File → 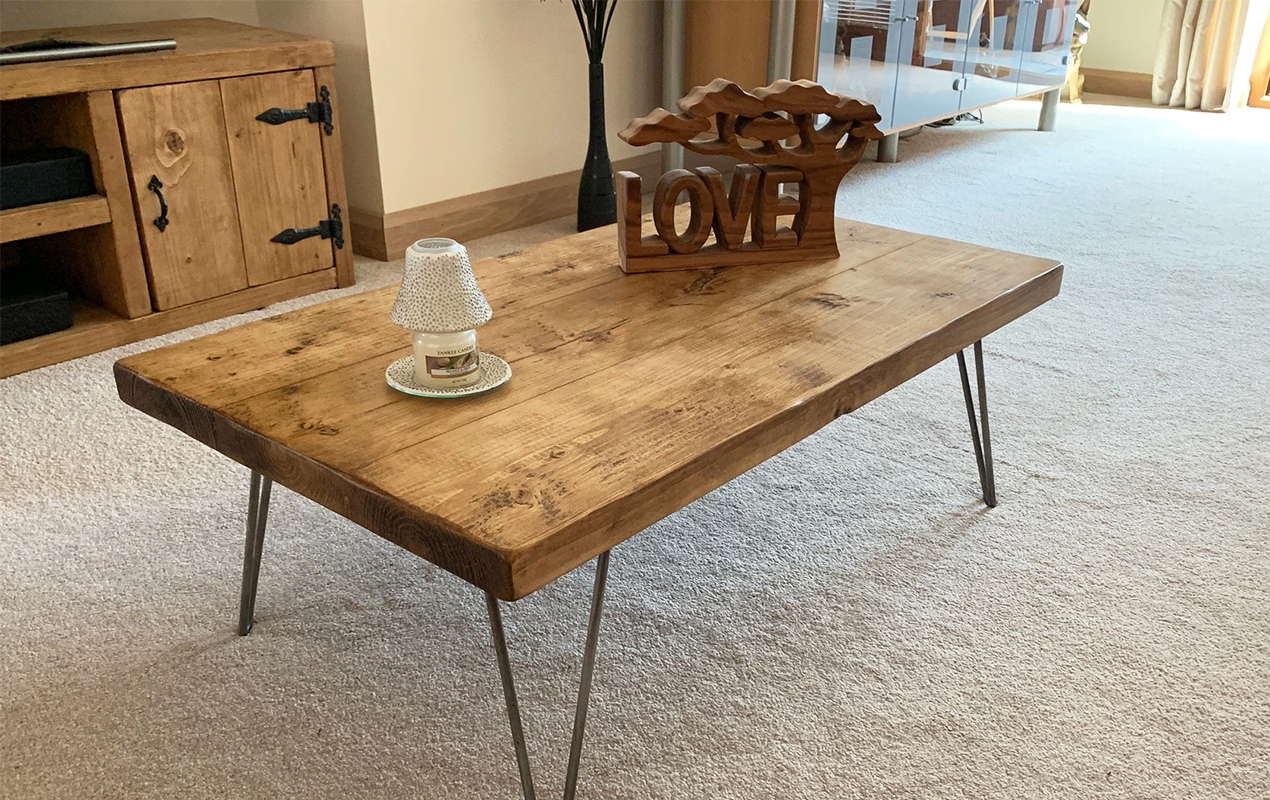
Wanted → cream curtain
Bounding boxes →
[1153,0,1247,110]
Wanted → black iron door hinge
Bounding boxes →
[255,85,334,135]
[271,204,344,249]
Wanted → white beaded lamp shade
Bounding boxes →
[390,238,493,332]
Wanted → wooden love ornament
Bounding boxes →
[615,79,883,274]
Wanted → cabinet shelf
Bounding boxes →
[0,268,338,378]
[0,194,111,243]
[0,19,353,378]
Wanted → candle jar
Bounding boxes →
[390,237,493,392]
[413,328,481,389]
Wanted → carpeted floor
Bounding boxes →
[2,96,1267,800]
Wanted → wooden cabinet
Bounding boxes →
[117,80,250,309]
[221,70,332,287]
[117,68,338,310]
[0,19,353,377]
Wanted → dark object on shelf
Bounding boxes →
[1,273,74,345]
[0,37,176,66]
[569,0,618,232]
[0,147,96,210]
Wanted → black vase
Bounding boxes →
[577,62,616,232]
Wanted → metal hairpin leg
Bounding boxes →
[485,550,612,800]
[238,470,273,635]
[956,340,997,507]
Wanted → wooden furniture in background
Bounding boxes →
[2,91,151,319]
[1249,12,1270,110]
[682,0,824,90]
[116,79,249,309]
[0,19,352,378]
[616,79,883,273]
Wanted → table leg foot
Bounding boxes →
[238,470,273,635]
[877,132,899,163]
[1038,87,1059,132]
[563,550,611,800]
[485,551,612,800]
[956,341,997,507]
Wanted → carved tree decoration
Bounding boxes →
[613,78,883,274]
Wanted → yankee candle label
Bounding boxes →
[425,348,480,377]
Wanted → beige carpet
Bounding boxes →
[2,97,1268,799]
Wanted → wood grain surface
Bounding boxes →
[0,195,109,243]
[220,69,331,286]
[117,79,249,310]
[0,18,335,101]
[85,90,153,318]
[312,66,355,287]
[1,269,335,379]
[115,217,1063,600]
[0,92,151,317]
[616,80,883,273]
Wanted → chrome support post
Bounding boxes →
[238,470,273,635]
[485,551,613,800]
[957,341,998,507]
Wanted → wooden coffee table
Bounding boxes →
[115,217,1062,799]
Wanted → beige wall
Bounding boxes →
[1082,0,1168,74]
[0,0,259,30]
[255,1,382,213]
[362,0,662,214]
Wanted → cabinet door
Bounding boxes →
[955,0,1029,110]
[117,81,249,310]
[220,70,332,286]
[891,0,970,128]
[817,0,903,130]
[1016,0,1078,95]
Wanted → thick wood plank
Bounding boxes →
[0,269,335,379]
[120,227,637,408]
[1249,13,1270,110]
[0,19,335,101]
[220,69,331,286]
[115,219,1062,599]
[85,90,152,318]
[221,221,921,472]
[117,80,249,309]
[0,195,109,243]
[313,66,355,287]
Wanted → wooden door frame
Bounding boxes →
[1250,12,1270,109]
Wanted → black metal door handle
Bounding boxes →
[255,86,334,135]
[147,175,169,232]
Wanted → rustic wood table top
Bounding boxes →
[115,217,1062,600]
